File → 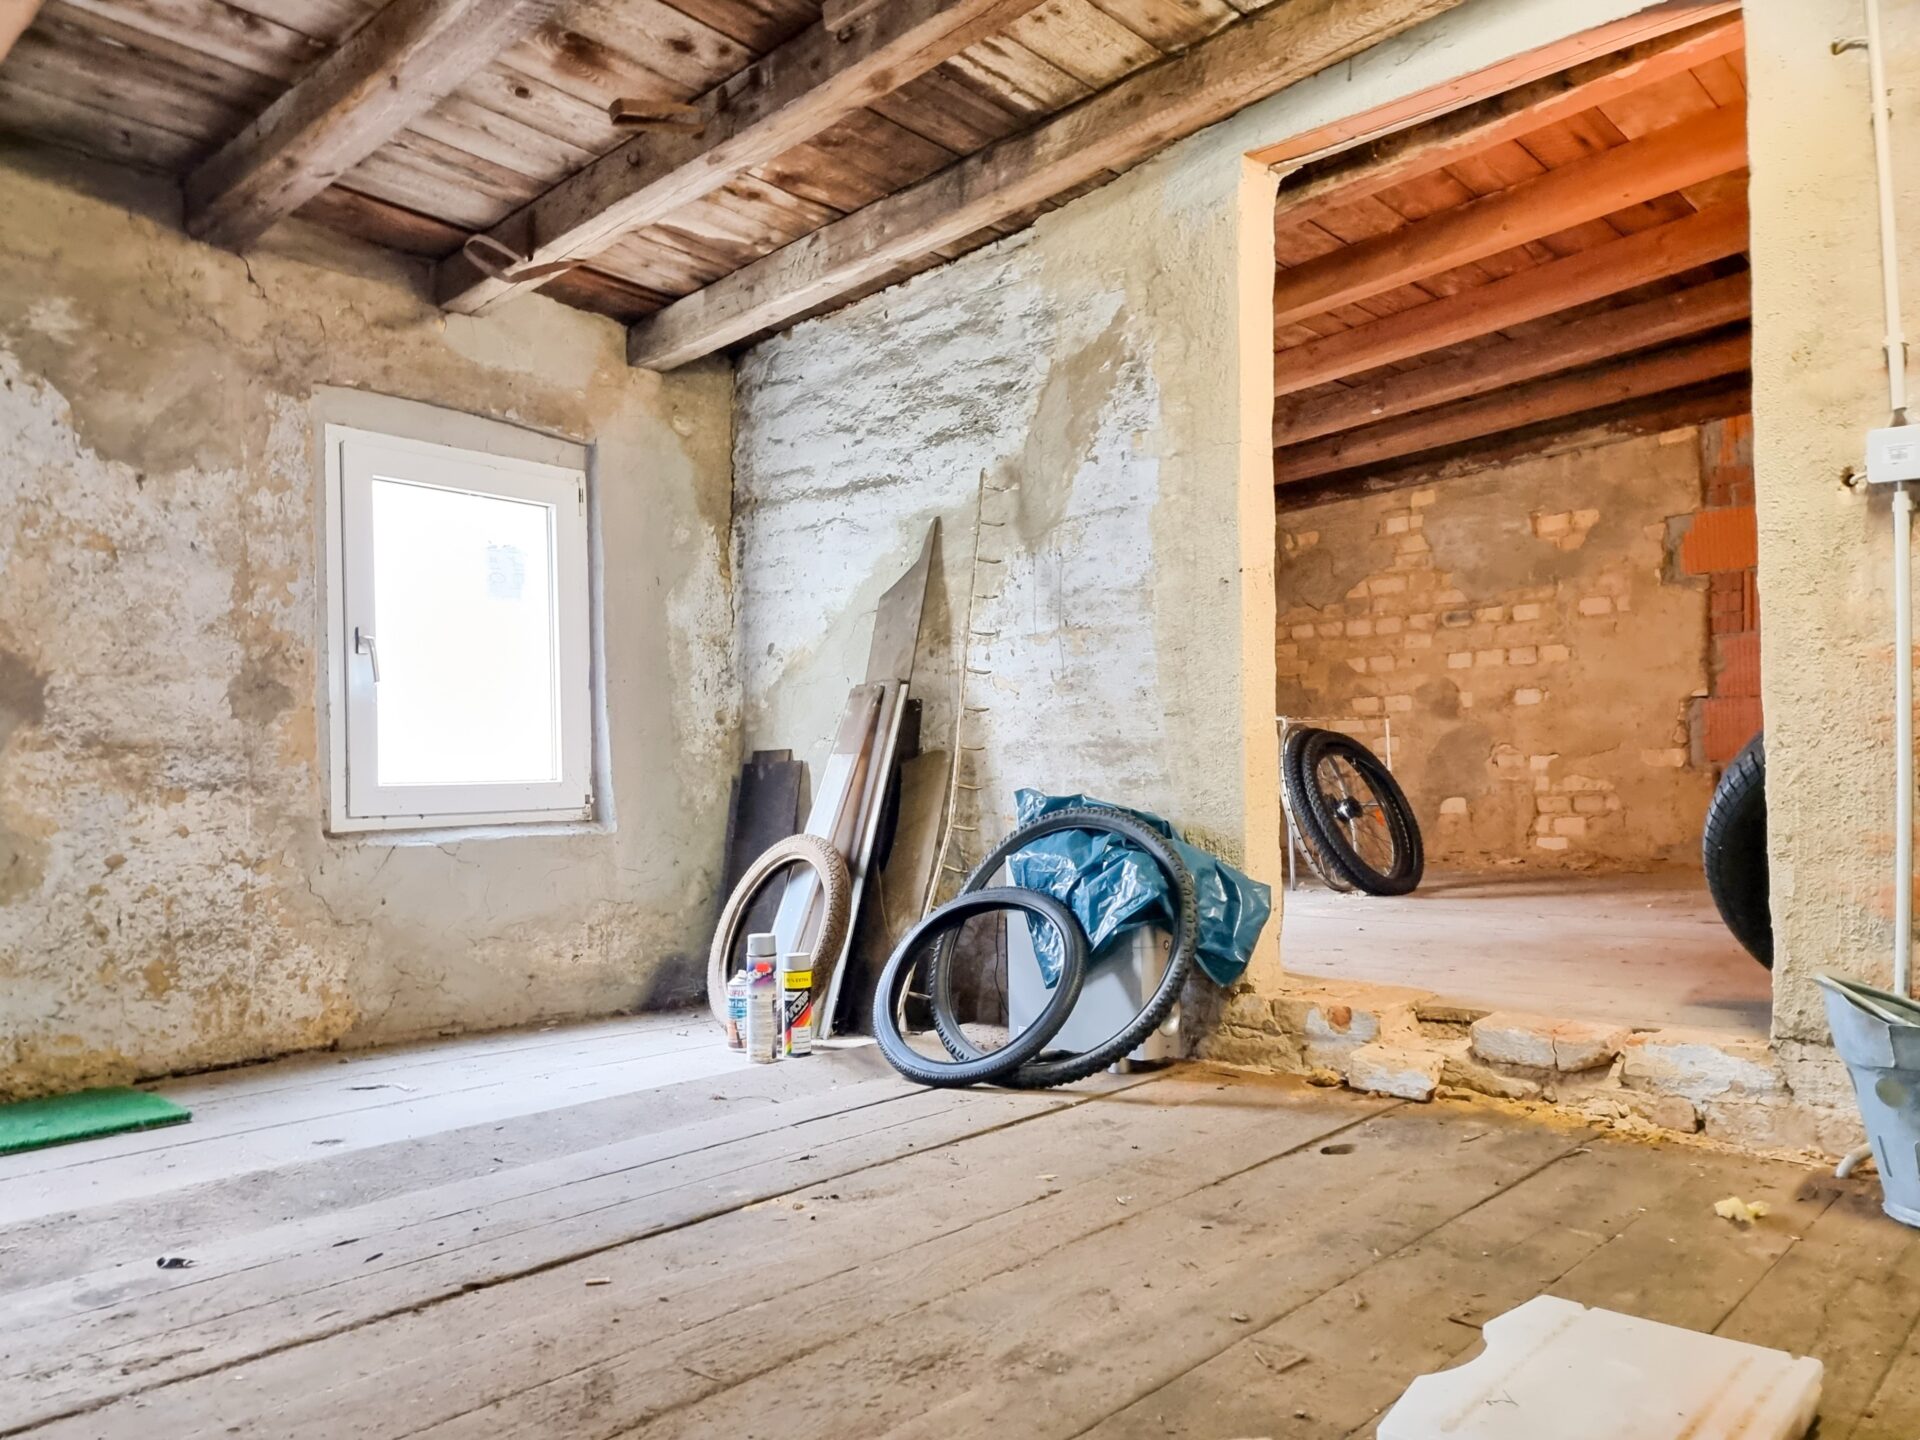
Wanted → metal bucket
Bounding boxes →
[1818,972,1920,1228]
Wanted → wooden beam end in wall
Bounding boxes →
[184,0,561,251]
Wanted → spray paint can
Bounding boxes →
[723,963,751,1049]
[743,933,779,1064]
[780,949,814,1057]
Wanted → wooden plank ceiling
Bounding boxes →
[1270,13,1750,504]
[0,0,1455,350]
[0,0,1742,372]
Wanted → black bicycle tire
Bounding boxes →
[1282,726,1354,893]
[1703,732,1771,968]
[871,887,1089,1088]
[928,806,1197,1090]
[1294,731,1424,896]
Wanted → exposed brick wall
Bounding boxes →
[1682,414,1762,765]
[1276,427,1721,872]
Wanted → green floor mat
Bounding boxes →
[0,1087,191,1156]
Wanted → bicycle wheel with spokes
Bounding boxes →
[1293,730,1423,896]
[1282,726,1354,893]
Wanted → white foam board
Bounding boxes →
[1378,1296,1822,1440]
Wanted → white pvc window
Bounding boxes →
[324,426,593,832]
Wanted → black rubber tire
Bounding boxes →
[1282,726,1354,893]
[927,806,1197,1090]
[1703,732,1771,969]
[1292,731,1424,896]
[871,887,1089,1088]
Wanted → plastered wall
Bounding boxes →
[732,173,1281,989]
[1747,0,1920,1045]
[1275,427,1717,871]
[0,150,737,1098]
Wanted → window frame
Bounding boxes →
[322,423,595,834]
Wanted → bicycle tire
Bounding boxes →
[705,833,851,1026]
[928,806,1197,1090]
[1293,731,1423,896]
[1703,732,1771,968]
[871,887,1088,1087]
[1282,726,1354,893]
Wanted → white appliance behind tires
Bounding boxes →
[1006,918,1180,1068]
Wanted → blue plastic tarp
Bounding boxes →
[1006,790,1272,988]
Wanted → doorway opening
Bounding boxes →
[1266,6,1766,1039]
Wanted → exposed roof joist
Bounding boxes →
[1269,103,1746,329]
[1274,376,1753,509]
[1273,330,1751,485]
[1273,271,1751,447]
[433,0,1051,315]
[1272,13,1744,233]
[1273,200,1749,398]
[625,0,1474,370]
[185,0,560,250]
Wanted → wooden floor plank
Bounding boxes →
[6,1073,1101,1432]
[627,1107,1584,1440]
[1718,1187,1920,1439]
[16,1072,1371,1438]
[0,1028,736,1225]
[5,1026,1915,1440]
[1073,1127,1673,1439]
[0,1039,887,1296]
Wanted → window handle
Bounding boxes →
[354,626,381,683]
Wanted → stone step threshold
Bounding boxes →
[1201,974,1863,1161]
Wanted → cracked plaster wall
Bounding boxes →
[732,143,1285,994]
[0,150,737,1098]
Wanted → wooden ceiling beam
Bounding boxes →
[1273,271,1749,446]
[1273,329,1750,484]
[1273,199,1747,397]
[1274,15,1744,235]
[1275,376,1752,509]
[625,0,1472,370]
[434,0,1049,315]
[1246,0,1739,170]
[1271,103,1746,329]
[184,0,558,250]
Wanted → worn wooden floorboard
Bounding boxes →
[3,1017,1909,1440]
[6,1075,1110,1432]
[630,1106,1583,1440]
[1076,1130,1659,1439]
[0,1041,896,1295]
[1714,1186,1920,1437]
[0,1022,739,1226]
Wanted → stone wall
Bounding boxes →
[0,150,737,1098]
[1275,426,1718,871]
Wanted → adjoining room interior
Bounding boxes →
[1267,11,1770,1037]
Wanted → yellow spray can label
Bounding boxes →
[781,964,814,1057]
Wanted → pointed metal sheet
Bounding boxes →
[864,520,939,685]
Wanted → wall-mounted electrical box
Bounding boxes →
[1868,424,1920,484]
